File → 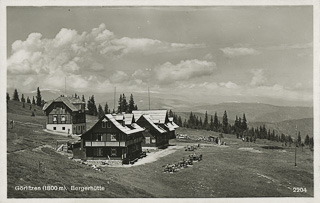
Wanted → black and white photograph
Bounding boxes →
[1,0,319,201]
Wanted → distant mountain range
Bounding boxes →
[7,88,314,138]
[249,118,313,139]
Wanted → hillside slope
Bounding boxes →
[249,118,313,140]
[176,102,313,123]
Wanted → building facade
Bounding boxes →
[133,110,179,149]
[42,96,86,135]
[73,114,144,161]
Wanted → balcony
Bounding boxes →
[85,141,126,147]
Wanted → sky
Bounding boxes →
[6,6,314,106]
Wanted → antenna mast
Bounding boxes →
[148,87,150,110]
[65,77,66,96]
[114,87,116,113]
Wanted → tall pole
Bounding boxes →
[114,87,116,113]
[148,87,150,110]
[295,125,297,166]
[65,77,66,96]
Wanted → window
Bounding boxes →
[102,121,106,128]
[145,137,151,144]
[53,115,57,122]
[62,127,65,130]
[53,127,56,130]
[111,134,117,141]
[111,148,117,156]
[152,139,156,143]
[61,115,66,122]
[107,122,111,128]
[93,148,103,157]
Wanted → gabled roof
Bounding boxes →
[104,114,144,135]
[132,110,168,124]
[113,114,124,121]
[123,113,135,125]
[164,121,179,131]
[42,96,85,112]
[142,115,167,134]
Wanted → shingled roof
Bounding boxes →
[132,110,168,124]
[104,114,144,135]
[42,96,85,112]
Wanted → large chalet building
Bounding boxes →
[132,110,179,149]
[73,114,144,161]
[42,96,86,135]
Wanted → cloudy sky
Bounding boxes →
[7,6,313,106]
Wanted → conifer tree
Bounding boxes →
[210,115,214,131]
[203,111,209,130]
[213,112,219,131]
[134,104,138,110]
[104,102,110,114]
[242,113,247,131]
[304,134,310,146]
[128,94,135,113]
[297,131,301,146]
[26,96,31,103]
[21,94,25,103]
[82,95,85,102]
[117,94,123,113]
[122,94,128,113]
[222,110,228,133]
[32,96,36,104]
[13,89,19,101]
[36,87,42,106]
[98,104,104,119]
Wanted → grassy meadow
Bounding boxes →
[6,100,314,198]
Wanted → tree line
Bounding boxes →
[86,93,138,118]
[7,88,43,108]
[170,110,314,150]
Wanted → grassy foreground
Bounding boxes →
[6,100,313,198]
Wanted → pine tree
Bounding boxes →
[87,95,98,116]
[21,94,25,103]
[13,89,19,101]
[297,131,301,146]
[122,94,128,113]
[304,134,310,146]
[134,104,138,110]
[242,113,247,131]
[128,94,135,113]
[117,94,123,113]
[210,115,214,131]
[104,102,110,114]
[213,112,219,131]
[203,111,209,130]
[26,96,31,104]
[32,96,36,105]
[222,110,228,133]
[82,95,85,102]
[98,104,104,119]
[36,87,42,106]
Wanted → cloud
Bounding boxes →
[250,69,266,87]
[219,81,239,89]
[7,23,205,92]
[109,71,129,83]
[220,47,260,57]
[154,59,217,85]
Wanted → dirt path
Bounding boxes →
[107,145,184,168]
